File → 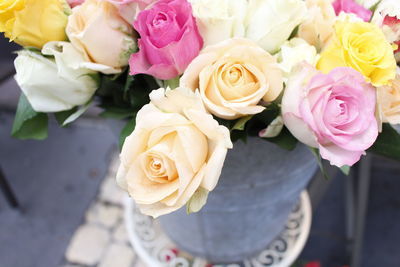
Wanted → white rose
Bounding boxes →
[371,0,400,43]
[277,38,319,81]
[245,0,307,53]
[66,0,136,74]
[117,87,233,218]
[189,0,247,47]
[42,41,126,74]
[14,49,98,113]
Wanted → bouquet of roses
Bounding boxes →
[1,0,400,217]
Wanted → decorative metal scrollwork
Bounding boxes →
[124,192,312,267]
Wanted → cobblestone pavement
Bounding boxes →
[62,156,147,267]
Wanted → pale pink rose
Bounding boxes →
[67,0,85,8]
[332,0,372,22]
[106,0,157,24]
[282,63,378,167]
[129,0,203,80]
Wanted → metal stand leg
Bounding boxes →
[345,170,355,255]
[345,156,372,267]
[0,165,19,208]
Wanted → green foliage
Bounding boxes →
[55,100,92,127]
[340,165,351,176]
[55,107,78,126]
[97,71,159,122]
[99,107,135,120]
[265,127,298,151]
[232,116,252,131]
[12,94,48,140]
[119,117,136,150]
[309,147,330,180]
[164,76,180,89]
[215,103,298,150]
[369,123,400,161]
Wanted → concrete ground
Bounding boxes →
[0,112,117,267]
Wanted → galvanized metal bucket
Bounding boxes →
[158,138,317,263]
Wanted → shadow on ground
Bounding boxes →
[0,112,116,267]
[300,157,400,267]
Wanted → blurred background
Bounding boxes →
[0,36,399,267]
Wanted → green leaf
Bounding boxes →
[12,94,48,140]
[119,117,136,150]
[266,127,298,151]
[99,107,136,120]
[309,147,329,180]
[55,107,78,126]
[369,123,400,161]
[55,100,93,127]
[231,130,248,143]
[340,165,351,176]
[86,73,101,86]
[259,116,284,138]
[369,0,383,13]
[289,25,300,40]
[163,76,180,89]
[215,117,235,130]
[186,187,209,215]
[232,116,252,131]
[123,75,135,97]
[254,104,280,125]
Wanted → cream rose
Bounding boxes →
[245,0,307,53]
[180,38,283,120]
[117,87,232,218]
[298,0,337,50]
[377,69,400,125]
[277,38,319,81]
[189,0,247,47]
[66,0,135,74]
[14,49,98,113]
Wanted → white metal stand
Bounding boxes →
[124,191,312,267]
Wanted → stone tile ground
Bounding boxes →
[62,156,148,267]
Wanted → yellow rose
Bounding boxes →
[180,38,283,120]
[0,0,69,48]
[66,0,135,74]
[317,20,397,86]
[298,0,336,50]
[377,71,400,125]
[117,87,232,218]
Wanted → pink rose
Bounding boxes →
[332,0,372,22]
[129,0,203,80]
[106,0,156,24]
[67,0,85,8]
[282,63,378,167]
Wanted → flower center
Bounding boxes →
[228,66,242,84]
[153,12,168,27]
[212,60,260,101]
